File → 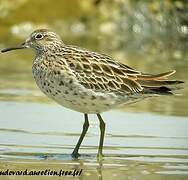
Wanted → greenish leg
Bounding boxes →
[72,114,89,158]
[97,114,106,158]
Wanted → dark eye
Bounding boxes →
[35,33,43,40]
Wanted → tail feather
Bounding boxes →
[143,86,174,95]
[137,70,184,95]
[137,70,176,80]
[138,80,184,87]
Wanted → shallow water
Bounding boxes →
[0,102,188,180]
[0,0,188,179]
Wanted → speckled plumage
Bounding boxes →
[1,29,184,158]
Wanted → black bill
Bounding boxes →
[1,44,27,53]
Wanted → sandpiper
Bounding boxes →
[1,29,184,158]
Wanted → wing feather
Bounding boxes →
[61,46,181,95]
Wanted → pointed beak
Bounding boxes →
[1,42,28,53]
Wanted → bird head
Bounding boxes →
[1,29,63,53]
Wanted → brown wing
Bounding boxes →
[63,46,181,94]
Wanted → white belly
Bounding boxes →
[33,69,123,113]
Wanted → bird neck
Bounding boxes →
[35,41,65,56]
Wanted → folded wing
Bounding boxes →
[64,46,184,95]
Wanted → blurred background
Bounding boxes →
[0,1,188,180]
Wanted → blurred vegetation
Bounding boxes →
[0,0,187,60]
[0,0,187,116]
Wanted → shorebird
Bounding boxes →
[1,29,184,158]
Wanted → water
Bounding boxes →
[0,102,188,179]
[0,0,188,179]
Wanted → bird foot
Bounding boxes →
[97,152,104,161]
[71,152,80,159]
